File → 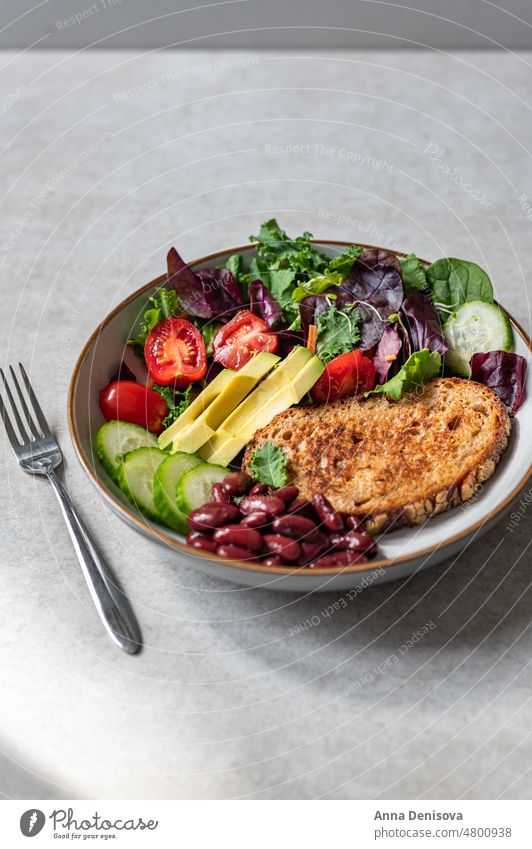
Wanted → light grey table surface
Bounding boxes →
[0,49,531,801]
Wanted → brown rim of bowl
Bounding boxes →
[67,241,532,578]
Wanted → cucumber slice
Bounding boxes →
[175,462,228,516]
[95,420,158,482]
[443,300,514,377]
[153,452,201,533]
[117,447,167,521]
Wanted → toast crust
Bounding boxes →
[242,378,511,534]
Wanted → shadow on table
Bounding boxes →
[186,513,532,697]
[0,747,81,800]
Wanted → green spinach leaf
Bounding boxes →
[426,258,493,314]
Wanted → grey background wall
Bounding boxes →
[1,0,532,50]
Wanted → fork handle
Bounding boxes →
[45,466,142,654]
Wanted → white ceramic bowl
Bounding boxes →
[68,242,532,592]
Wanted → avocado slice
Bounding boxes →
[171,420,217,455]
[199,349,324,466]
[218,346,314,433]
[198,431,243,465]
[159,352,279,453]
[158,368,234,451]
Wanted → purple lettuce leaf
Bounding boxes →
[470,351,527,414]
[353,303,389,350]
[109,361,137,383]
[396,315,412,359]
[167,248,243,320]
[339,263,403,315]
[355,248,402,273]
[373,325,403,384]
[167,247,210,317]
[336,254,404,350]
[196,267,243,320]
[204,360,225,384]
[249,279,283,327]
[275,328,305,358]
[401,292,449,355]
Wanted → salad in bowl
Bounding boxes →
[86,220,528,573]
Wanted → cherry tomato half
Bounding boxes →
[144,317,207,388]
[212,310,278,370]
[99,381,169,435]
[311,350,376,405]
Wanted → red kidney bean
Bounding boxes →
[300,544,322,565]
[188,503,240,532]
[249,482,269,496]
[329,530,375,552]
[213,525,263,552]
[189,536,218,553]
[272,514,318,540]
[240,511,269,529]
[286,499,315,519]
[311,493,344,532]
[239,495,286,516]
[262,556,285,567]
[263,534,301,562]
[187,530,206,543]
[211,482,231,503]
[216,544,256,561]
[309,551,367,568]
[272,485,299,504]
[345,514,365,533]
[300,532,329,564]
[222,471,253,496]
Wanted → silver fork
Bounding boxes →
[0,363,142,654]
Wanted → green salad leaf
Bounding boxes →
[151,383,193,429]
[400,253,428,294]
[128,287,178,353]
[247,220,365,323]
[223,254,244,281]
[292,270,344,303]
[250,218,329,275]
[426,258,493,315]
[190,318,220,356]
[242,267,299,324]
[327,244,363,276]
[266,269,298,304]
[316,305,361,364]
[248,442,289,488]
[367,349,441,401]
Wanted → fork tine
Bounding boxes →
[9,365,42,439]
[17,363,50,436]
[0,368,29,444]
[0,385,22,449]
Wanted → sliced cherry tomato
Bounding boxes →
[144,317,206,387]
[311,350,376,404]
[99,381,169,435]
[212,309,278,370]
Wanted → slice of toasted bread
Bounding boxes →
[242,378,511,534]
